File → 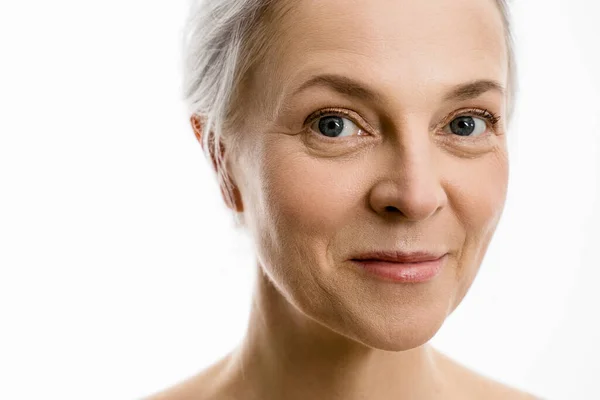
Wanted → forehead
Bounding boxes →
[253,0,507,117]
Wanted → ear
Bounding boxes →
[190,114,208,151]
[190,114,244,214]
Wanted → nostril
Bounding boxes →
[384,206,401,213]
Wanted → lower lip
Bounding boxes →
[352,254,446,283]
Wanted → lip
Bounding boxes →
[350,252,447,283]
[352,250,446,263]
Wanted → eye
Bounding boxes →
[444,115,488,137]
[440,108,501,139]
[310,114,365,138]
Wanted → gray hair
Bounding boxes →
[181,0,518,228]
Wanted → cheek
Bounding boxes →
[447,149,509,290]
[258,151,360,238]
[244,138,372,294]
[243,142,364,311]
[453,150,509,233]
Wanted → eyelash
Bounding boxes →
[304,107,501,139]
[447,108,501,128]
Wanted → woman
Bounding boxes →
[149,0,539,398]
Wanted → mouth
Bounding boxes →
[350,251,447,283]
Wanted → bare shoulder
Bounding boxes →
[472,375,540,400]
[142,354,234,400]
[142,370,215,400]
[433,348,540,400]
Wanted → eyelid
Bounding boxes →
[437,108,501,132]
[304,106,501,137]
[304,107,375,135]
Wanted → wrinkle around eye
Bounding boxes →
[273,87,384,133]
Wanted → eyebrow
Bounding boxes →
[292,74,378,102]
[443,79,505,102]
[291,73,505,103]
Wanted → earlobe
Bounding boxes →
[190,113,218,172]
[221,179,244,214]
[190,114,204,148]
[218,164,245,215]
[190,114,244,214]
[217,149,245,214]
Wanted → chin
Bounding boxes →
[324,264,457,352]
[344,303,450,352]
[305,279,455,352]
[362,318,446,352]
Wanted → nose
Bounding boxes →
[368,134,447,222]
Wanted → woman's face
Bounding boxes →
[228,0,509,350]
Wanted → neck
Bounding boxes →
[223,262,449,400]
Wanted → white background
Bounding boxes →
[1,1,599,399]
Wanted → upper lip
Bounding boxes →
[351,250,446,263]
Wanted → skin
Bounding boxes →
[148,0,539,398]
